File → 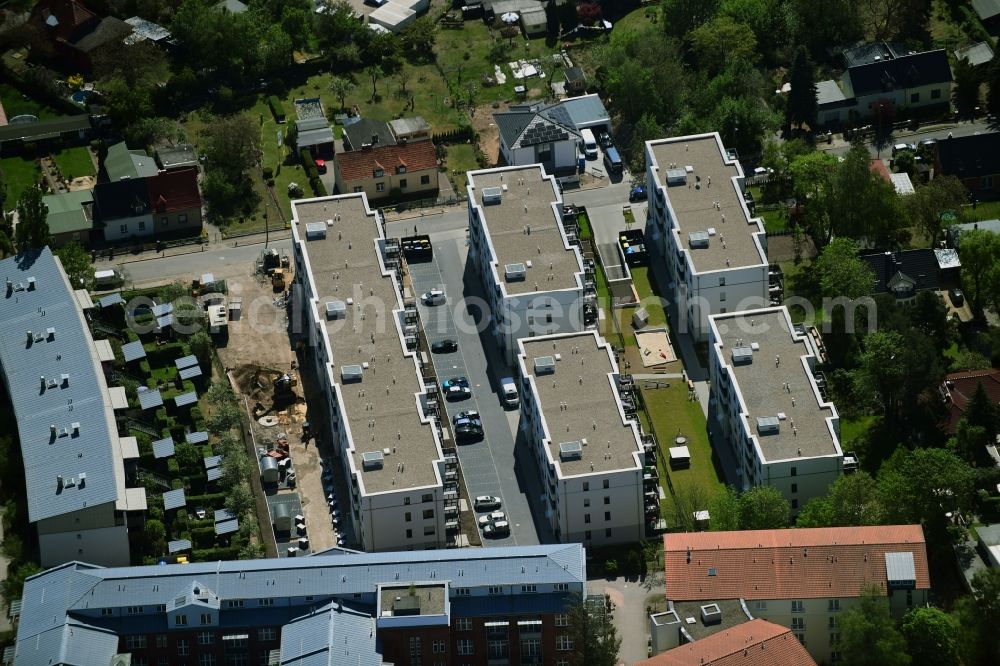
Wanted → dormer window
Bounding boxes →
[374,168,384,178]
[397,165,406,174]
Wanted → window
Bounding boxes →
[199,657,216,666]
[831,650,842,663]
[132,658,148,666]
[227,657,247,666]
[120,225,128,234]
[719,291,726,301]
[831,633,841,645]
[604,511,611,521]
[910,92,920,103]
[376,182,386,192]
[409,636,422,657]
[422,494,433,503]
[258,627,276,641]
[226,600,244,609]
[982,175,994,190]
[791,617,805,630]
[521,584,537,593]
[404,497,411,505]
[158,658,170,666]
[455,587,470,596]
[421,175,430,185]
[258,598,273,607]
[790,467,797,477]
[156,635,168,648]
[489,586,502,595]
[605,528,612,537]
[353,186,364,193]
[522,637,541,656]
[175,615,188,626]
[585,530,592,540]
[583,482,589,491]
[423,509,434,519]
[128,606,143,615]
[931,88,941,99]
[583,498,590,507]
[405,512,412,522]
[906,589,913,607]
[177,639,190,656]
[604,496,610,505]
[399,179,408,189]
[198,632,214,645]
[374,169,385,178]
[828,616,838,629]
[795,633,806,646]
[488,639,508,659]
[125,635,147,650]
[397,166,407,174]
[406,529,413,538]
[457,639,474,655]
[603,479,610,489]
[200,613,212,624]
[457,618,472,631]
[138,221,146,231]
[556,635,573,651]
[101,608,114,616]
[828,599,841,612]
[557,661,570,666]
[719,277,725,286]
[424,525,435,536]
[791,499,798,510]
[433,640,446,654]
[584,514,591,524]
[720,308,726,313]
[791,600,804,613]
[178,214,187,223]
[791,483,797,493]
[554,583,569,592]
[754,601,768,612]
[555,613,569,627]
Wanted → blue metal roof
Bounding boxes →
[155,313,174,329]
[206,467,222,482]
[174,390,198,407]
[137,387,163,411]
[168,539,191,554]
[0,249,122,522]
[151,436,174,459]
[97,293,123,308]
[215,518,239,535]
[280,601,383,666]
[204,455,222,469]
[121,340,146,362]
[175,354,198,369]
[150,302,173,317]
[179,365,203,380]
[215,508,236,522]
[162,488,186,511]
[560,93,610,129]
[187,430,208,444]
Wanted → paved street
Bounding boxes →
[409,231,544,547]
[821,119,994,157]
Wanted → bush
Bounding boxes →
[300,149,318,179]
[262,166,273,179]
[167,458,180,475]
[309,176,327,196]
[192,546,240,561]
[267,95,286,122]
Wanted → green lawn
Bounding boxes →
[442,143,479,193]
[758,207,787,233]
[629,266,667,326]
[52,146,94,180]
[962,200,1000,223]
[0,82,60,120]
[839,415,875,448]
[0,156,41,207]
[641,382,724,502]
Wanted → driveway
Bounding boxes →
[590,572,666,665]
[409,230,542,547]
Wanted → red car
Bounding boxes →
[315,159,326,174]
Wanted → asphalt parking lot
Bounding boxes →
[409,230,543,547]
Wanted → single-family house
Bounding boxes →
[29,0,133,71]
[816,43,952,127]
[0,114,93,156]
[494,94,610,172]
[43,189,94,247]
[973,0,1000,34]
[333,140,438,201]
[342,117,397,151]
[940,368,1000,434]
[100,140,159,183]
[564,66,587,95]
[146,167,203,237]
[860,249,946,302]
[935,132,1000,200]
[93,178,152,242]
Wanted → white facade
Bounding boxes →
[517,332,645,546]
[500,138,578,173]
[102,212,155,242]
[644,133,769,342]
[466,165,586,365]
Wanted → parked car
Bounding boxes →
[918,138,938,148]
[483,520,510,537]
[315,159,327,174]
[598,130,613,149]
[445,385,472,401]
[949,287,965,307]
[629,185,647,202]
[453,417,483,428]
[421,289,446,305]
[431,339,458,353]
[892,143,917,155]
[478,511,506,526]
[442,377,470,390]
[474,495,501,511]
[455,425,484,443]
[454,410,480,423]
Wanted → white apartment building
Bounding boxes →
[517,331,645,546]
[644,133,769,342]
[467,164,586,365]
[707,307,843,511]
[291,194,448,551]
[0,248,145,568]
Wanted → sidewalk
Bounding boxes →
[102,228,293,266]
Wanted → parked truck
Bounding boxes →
[500,376,519,409]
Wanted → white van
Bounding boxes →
[94,269,124,289]
[580,128,598,160]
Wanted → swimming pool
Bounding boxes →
[70,90,92,104]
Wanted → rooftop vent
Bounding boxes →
[559,440,583,461]
[325,300,346,320]
[305,222,327,240]
[341,364,363,383]
[756,416,780,435]
[688,231,710,248]
[27,277,36,290]
[362,450,384,470]
[731,347,753,365]
[482,187,503,205]
[534,355,556,374]
[504,263,526,282]
[700,603,722,625]
[666,168,687,186]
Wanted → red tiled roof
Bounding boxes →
[31,0,98,43]
[145,167,201,214]
[637,619,817,666]
[336,140,437,182]
[869,159,892,183]
[942,368,1000,433]
[663,525,929,601]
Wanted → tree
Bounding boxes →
[203,114,260,182]
[893,149,915,176]
[565,594,621,666]
[787,0,863,60]
[877,446,975,526]
[14,186,49,252]
[960,228,1000,317]
[987,48,1000,126]
[956,568,1000,665]
[814,238,875,299]
[366,64,384,101]
[953,57,981,119]
[795,471,885,527]
[839,586,911,666]
[905,176,968,247]
[399,17,436,61]
[709,486,741,531]
[660,0,720,39]
[225,480,254,516]
[950,420,992,467]
[714,92,778,161]
[789,150,838,243]
[54,241,93,290]
[668,483,716,531]
[175,442,202,470]
[786,46,817,134]
[628,113,664,175]
[329,76,352,111]
[737,485,790,529]
[831,142,902,245]
[144,518,167,554]
[394,64,413,96]
[0,231,13,260]
[315,0,364,49]
[687,16,758,76]
[964,381,999,443]
[854,330,906,418]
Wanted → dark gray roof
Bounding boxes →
[342,118,396,151]
[138,387,163,411]
[175,354,198,369]
[179,365,203,380]
[155,144,198,170]
[0,115,91,144]
[847,48,952,97]
[495,109,580,150]
[937,131,1000,180]
[152,436,175,459]
[74,16,132,53]
[121,340,145,362]
[93,179,150,222]
[0,249,121,523]
[162,488,186,511]
[494,111,536,146]
[564,66,586,83]
[168,539,192,554]
[860,249,941,294]
[174,390,198,407]
[187,431,208,444]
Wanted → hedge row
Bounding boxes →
[300,149,318,179]
[309,176,327,196]
[193,546,240,561]
[268,95,286,122]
